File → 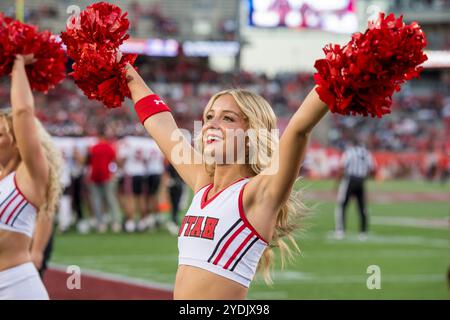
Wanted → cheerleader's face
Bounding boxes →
[202,94,248,164]
[0,118,17,166]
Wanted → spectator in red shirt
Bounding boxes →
[87,125,122,232]
[438,144,449,184]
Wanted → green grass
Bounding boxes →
[300,178,450,193]
[51,179,450,299]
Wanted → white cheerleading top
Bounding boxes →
[0,172,37,238]
[178,178,268,287]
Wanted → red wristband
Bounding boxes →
[134,94,171,124]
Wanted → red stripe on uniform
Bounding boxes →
[14,174,38,210]
[0,192,19,220]
[5,198,26,225]
[213,224,245,265]
[223,232,254,270]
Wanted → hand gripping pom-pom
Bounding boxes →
[0,15,66,92]
[61,2,136,108]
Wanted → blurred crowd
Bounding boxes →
[1,55,449,234]
[0,56,448,153]
[0,0,237,41]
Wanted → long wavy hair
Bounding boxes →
[0,108,62,220]
[197,89,310,284]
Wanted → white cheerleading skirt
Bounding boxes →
[0,262,49,300]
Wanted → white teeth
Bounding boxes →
[206,134,221,142]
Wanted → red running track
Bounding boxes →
[43,268,173,300]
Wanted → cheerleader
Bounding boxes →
[64,4,426,300]
[0,54,62,299]
[119,53,327,299]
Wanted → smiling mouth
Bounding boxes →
[206,138,221,145]
[205,134,223,145]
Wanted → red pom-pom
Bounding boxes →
[27,31,67,93]
[0,15,66,92]
[6,19,39,55]
[0,13,15,76]
[0,15,38,77]
[61,2,135,108]
[61,2,130,60]
[69,44,136,108]
[314,13,428,118]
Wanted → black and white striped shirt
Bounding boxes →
[341,146,375,179]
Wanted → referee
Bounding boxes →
[334,138,376,241]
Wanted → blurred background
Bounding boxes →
[0,0,448,299]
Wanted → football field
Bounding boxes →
[49,179,449,299]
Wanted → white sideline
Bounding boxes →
[371,216,449,230]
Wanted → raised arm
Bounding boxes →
[256,87,328,207]
[10,55,49,200]
[124,63,208,190]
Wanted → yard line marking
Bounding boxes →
[303,250,445,259]
[253,272,444,284]
[318,233,449,248]
[371,216,449,230]
[296,232,448,248]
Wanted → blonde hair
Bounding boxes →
[199,89,310,284]
[0,108,62,220]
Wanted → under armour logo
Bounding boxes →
[154,99,165,105]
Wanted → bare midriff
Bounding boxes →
[174,265,248,300]
[0,229,31,271]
